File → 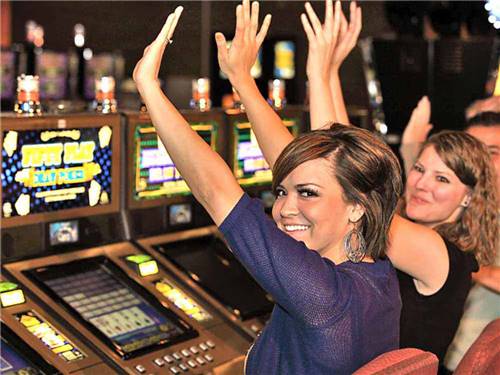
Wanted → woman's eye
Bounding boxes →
[436,176,450,183]
[413,164,424,173]
[298,189,318,197]
[274,188,286,198]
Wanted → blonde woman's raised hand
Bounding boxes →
[301,0,341,81]
[215,0,271,87]
[133,6,183,89]
[330,1,361,72]
[402,96,433,145]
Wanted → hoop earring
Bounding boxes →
[343,228,366,263]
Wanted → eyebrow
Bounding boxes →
[295,183,323,189]
[415,162,453,176]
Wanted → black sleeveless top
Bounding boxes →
[397,240,479,363]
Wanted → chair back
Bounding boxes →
[353,348,438,375]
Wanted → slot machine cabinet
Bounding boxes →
[124,110,228,239]
[1,113,123,261]
[0,274,118,374]
[123,110,259,348]
[1,112,244,374]
[4,243,242,375]
[124,110,276,342]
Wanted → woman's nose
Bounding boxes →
[280,196,299,217]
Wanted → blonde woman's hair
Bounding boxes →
[422,131,498,265]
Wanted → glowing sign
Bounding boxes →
[274,41,295,79]
[0,282,25,308]
[126,254,159,277]
[1,126,113,218]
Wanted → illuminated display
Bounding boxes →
[126,254,159,277]
[36,51,68,100]
[16,310,85,362]
[234,119,298,186]
[28,257,195,358]
[0,282,25,307]
[49,220,79,246]
[155,279,212,323]
[274,41,295,79]
[0,51,15,101]
[133,123,216,200]
[2,126,113,218]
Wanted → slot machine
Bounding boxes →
[2,113,240,374]
[124,109,275,342]
[225,106,305,208]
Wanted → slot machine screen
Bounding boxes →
[233,119,299,186]
[25,256,197,359]
[274,41,295,79]
[0,50,15,101]
[1,116,120,228]
[36,51,68,100]
[131,122,217,202]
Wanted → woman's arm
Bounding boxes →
[400,96,433,175]
[215,0,293,169]
[389,215,450,295]
[133,6,243,226]
[304,0,361,130]
[472,265,500,293]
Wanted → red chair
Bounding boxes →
[454,318,500,375]
[353,348,438,375]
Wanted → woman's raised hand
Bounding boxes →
[402,96,433,145]
[301,0,341,81]
[133,6,183,89]
[215,0,271,87]
[330,1,361,72]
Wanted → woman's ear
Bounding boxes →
[460,192,472,208]
[349,203,365,223]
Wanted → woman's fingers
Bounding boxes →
[234,4,244,43]
[304,2,323,38]
[167,6,184,41]
[215,32,229,65]
[332,1,341,42]
[324,0,333,35]
[250,1,260,38]
[301,13,316,44]
[256,14,271,48]
[154,13,175,46]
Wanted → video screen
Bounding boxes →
[26,256,196,359]
[155,235,273,320]
[49,220,79,246]
[36,51,68,100]
[1,126,113,219]
[233,119,299,186]
[132,122,217,201]
[274,41,295,80]
[0,50,15,101]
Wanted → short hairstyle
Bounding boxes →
[465,111,500,130]
[421,131,498,265]
[272,124,403,260]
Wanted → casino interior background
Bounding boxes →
[0,1,498,374]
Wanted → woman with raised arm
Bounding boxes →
[303,1,498,367]
[134,3,402,373]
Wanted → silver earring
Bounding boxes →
[343,228,366,263]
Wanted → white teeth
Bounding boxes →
[284,225,310,232]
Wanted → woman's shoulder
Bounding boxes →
[443,239,479,273]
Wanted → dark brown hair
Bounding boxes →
[272,124,403,260]
[420,131,498,265]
